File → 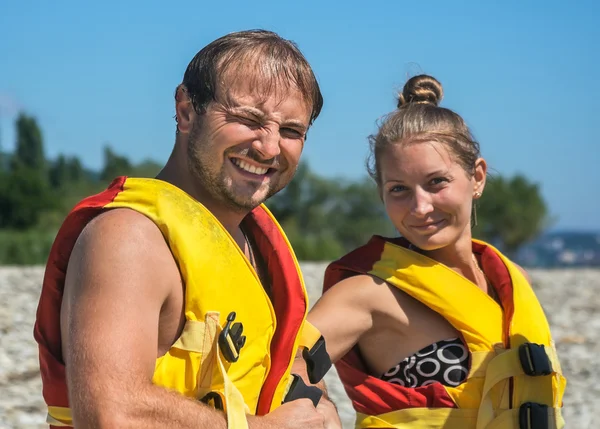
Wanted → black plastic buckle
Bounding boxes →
[302,335,332,384]
[218,312,246,363]
[519,343,552,376]
[200,392,224,410]
[519,402,549,429]
[282,374,322,407]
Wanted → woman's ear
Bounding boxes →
[473,157,487,198]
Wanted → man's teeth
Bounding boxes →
[232,159,268,175]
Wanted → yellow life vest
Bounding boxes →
[324,236,567,429]
[44,177,326,429]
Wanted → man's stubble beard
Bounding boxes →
[186,122,288,213]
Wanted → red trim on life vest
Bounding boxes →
[243,207,307,415]
[33,177,127,410]
[337,347,457,415]
[323,236,388,294]
[473,242,515,346]
[323,236,457,415]
[473,241,516,405]
[323,236,521,416]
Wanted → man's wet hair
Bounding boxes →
[180,29,323,126]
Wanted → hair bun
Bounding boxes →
[397,74,443,108]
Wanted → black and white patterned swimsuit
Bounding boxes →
[380,338,470,388]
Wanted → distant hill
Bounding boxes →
[516,231,600,268]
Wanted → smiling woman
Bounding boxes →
[305,75,567,429]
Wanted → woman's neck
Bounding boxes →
[418,231,487,291]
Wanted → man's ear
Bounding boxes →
[174,84,195,134]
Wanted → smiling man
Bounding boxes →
[34,30,339,429]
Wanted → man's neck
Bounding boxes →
[156,156,248,239]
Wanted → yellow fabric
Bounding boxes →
[46,178,310,428]
[299,320,322,350]
[207,312,249,429]
[356,239,566,429]
[356,407,564,429]
[475,346,562,429]
[47,312,249,429]
[46,406,72,426]
[356,409,478,428]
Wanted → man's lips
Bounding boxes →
[229,157,278,177]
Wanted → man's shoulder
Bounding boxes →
[72,208,176,282]
[75,208,160,248]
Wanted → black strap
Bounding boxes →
[282,374,322,407]
[519,343,552,376]
[303,336,332,384]
[519,402,549,429]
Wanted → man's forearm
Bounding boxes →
[72,384,228,429]
[314,380,342,429]
[290,355,341,428]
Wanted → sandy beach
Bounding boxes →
[1,265,597,428]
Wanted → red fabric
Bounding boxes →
[323,236,457,415]
[33,177,307,420]
[473,241,516,405]
[243,209,308,415]
[33,177,127,413]
[473,241,516,344]
[322,236,517,416]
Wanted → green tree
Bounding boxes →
[0,113,54,230]
[269,165,394,261]
[100,146,132,182]
[474,174,549,255]
[49,155,69,189]
[50,155,86,189]
[0,163,54,229]
[66,156,85,182]
[132,159,162,178]
[331,178,395,251]
[13,112,45,171]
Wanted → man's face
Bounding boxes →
[186,78,311,213]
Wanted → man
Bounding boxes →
[34,29,339,429]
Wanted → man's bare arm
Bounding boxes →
[289,275,382,428]
[61,209,325,429]
[290,356,341,429]
[61,209,231,428]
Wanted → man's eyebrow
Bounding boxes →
[229,105,265,119]
[229,105,308,131]
[281,119,308,132]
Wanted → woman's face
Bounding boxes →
[379,141,486,251]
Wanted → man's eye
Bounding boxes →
[238,116,260,127]
[281,128,304,138]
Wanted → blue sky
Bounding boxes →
[1,1,598,230]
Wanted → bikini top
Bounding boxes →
[380,337,469,388]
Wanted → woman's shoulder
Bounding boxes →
[323,235,408,291]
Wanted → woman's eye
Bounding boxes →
[389,185,408,193]
[430,177,449,186]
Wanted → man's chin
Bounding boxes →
[226,192,271,212]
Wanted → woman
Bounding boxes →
[308,75,566,428]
